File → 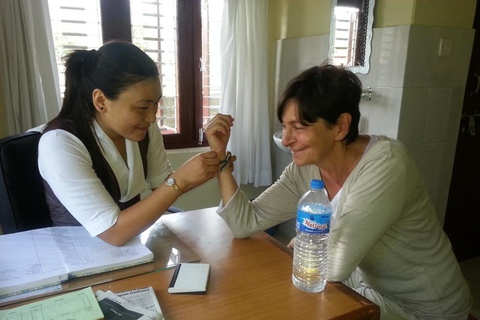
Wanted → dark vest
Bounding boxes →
[43,127,149,226]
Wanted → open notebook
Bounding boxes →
[0,226,153,298]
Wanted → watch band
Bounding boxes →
[166,177,182,196]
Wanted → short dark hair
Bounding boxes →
[277,64,362,145]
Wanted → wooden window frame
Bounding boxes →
[100,0,207,149]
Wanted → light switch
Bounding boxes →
[438,38,453,56]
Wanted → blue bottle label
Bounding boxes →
[296,209,331,234]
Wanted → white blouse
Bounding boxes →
[38,120,172,236]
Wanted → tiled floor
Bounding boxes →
[460,255,480,317]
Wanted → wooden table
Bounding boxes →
[1,207,379,319]
[93,207,379,320]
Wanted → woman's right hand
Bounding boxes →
[173,150,219,193]
[203,113,234,158]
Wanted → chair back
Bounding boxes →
[0,131,52,233]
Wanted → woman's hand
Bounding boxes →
[173,151,220,193]
[203,113,234,158]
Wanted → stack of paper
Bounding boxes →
[0,226,154,298]
[0,287,103,320]
[0,287,164,320]
[95,287,163,320]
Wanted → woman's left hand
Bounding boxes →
[203,113,234,158]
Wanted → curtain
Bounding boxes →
[220,0,272,187]
[0,0,60,135]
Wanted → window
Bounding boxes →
[48,0,103,95]
[330,6,359,67]
[48,0,222,149]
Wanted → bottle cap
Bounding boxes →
[310,179,324,190]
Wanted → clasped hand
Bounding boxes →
[203,113,237,173]
[172,114,236,193]
[203,113,235,158]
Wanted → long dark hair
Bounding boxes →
[46,40,159,136]
[44,40,159,196]
[277,64,362,145]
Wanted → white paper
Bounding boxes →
[51,227,153,277]
[0,226,153,297]
[0,229,68,296]
[0,284,62,304]
[115,287,162,315]
[0,287,103,320]
[95,290,163,320]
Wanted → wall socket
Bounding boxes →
[438,38,453,56]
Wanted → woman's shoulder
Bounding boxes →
[39,128,87,153]
[38,129,93,173]
[361,136,417,171]
[367,135,409,157]
[41,128,82,143]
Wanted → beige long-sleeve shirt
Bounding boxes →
[218,136,471,319]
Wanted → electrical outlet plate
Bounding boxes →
[439,38,453,56]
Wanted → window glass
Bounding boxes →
[331,6,359,67]
[48,0,102,96]
[200,0,223,126]
[130,0,179,134]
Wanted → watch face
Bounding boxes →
[166,177,174,186]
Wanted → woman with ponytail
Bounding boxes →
[38,40,220,246]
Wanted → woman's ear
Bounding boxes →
[92,89,106,112]
[335,113,352,141]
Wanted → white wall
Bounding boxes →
[397,25,474,226]
[361,25,474,226]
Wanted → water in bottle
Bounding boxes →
[292,179,332,293]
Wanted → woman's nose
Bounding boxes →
[146,107,157,123]
[282,129,292,147]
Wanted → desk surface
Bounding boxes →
[93,207,379,320]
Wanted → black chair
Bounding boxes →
[0,131,52,234]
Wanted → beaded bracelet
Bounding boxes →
[219,152,231,172]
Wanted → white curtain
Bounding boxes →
[220,0,272,187]
[0,0,60,135]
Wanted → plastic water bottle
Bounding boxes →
[292,179,332,293]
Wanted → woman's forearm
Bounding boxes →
[98,151,219,246]
[217,169,239,205]
[98,183,180,246]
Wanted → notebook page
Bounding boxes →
[51,226,153,277]
[0,228,68,297]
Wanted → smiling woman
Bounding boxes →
[93,78,162,148]
[37,40,221,246]
[203,64,472,320]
